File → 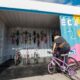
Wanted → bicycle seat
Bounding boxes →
[61,54,68,57]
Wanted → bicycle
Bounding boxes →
[47,50,79,78]
[12,48,22,65]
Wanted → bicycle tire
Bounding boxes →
[66,57,79,76]
[48,62,56,74]
[68,57,79,70]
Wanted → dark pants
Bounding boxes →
[53,48,70,64]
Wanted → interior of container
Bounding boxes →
[0,10,61,64]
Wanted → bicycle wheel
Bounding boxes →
[67,57,79,76]
[68,57,79,70]
[48,62,56,74]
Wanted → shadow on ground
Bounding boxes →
[0,60,48,80]
[0,59,14,73]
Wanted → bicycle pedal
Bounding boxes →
[62,69,66,72]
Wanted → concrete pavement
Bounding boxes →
[12,70,80,80]
[0,59,80,80]
[12,73,71,80]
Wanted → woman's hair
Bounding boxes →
[53,30,59,36]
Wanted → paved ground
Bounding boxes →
[12,70,80,80]
[12,74,72,80]
[0,59,80,80]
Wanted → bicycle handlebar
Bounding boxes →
[47,50,74,54]
[47,51,53,54]
[12,48,24,51]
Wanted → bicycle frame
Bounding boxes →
[48,50,78,77]
[50,56,69,71]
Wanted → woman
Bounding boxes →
[52,31,70,63]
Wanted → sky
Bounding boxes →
[33,0,80,6]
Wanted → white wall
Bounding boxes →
[0,21,12,64]
[0,21,5,64]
